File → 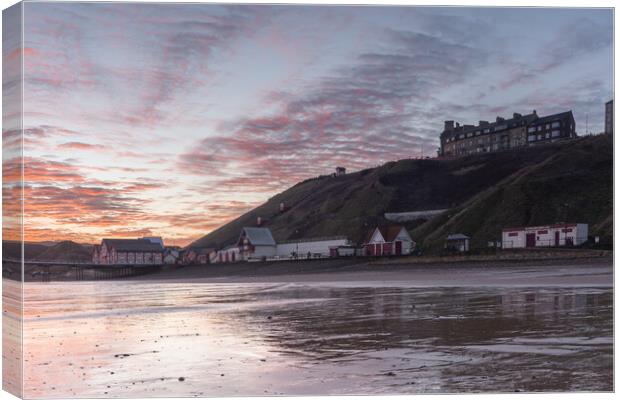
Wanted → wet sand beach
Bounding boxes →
[130,256,613,286]
[4,260,612,397]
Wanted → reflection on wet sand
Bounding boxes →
[2,279,22,396]
[14,281,613,397]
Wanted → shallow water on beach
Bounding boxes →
[6,276,614,397]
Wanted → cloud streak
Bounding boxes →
[179,28,485,194]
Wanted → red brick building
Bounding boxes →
[363,226,415,256]
[92,239,163,265]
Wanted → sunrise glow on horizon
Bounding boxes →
[4,3,613,246]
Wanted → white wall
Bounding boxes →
[502,230,526,248]
[503,224,589,248]
[400,240,415,255]
[336,247,356,256]
[533,227,555,247]
[276,238,349,258]
[575,224,589,245]
[367,229,385,244]
[394,229,415,254]
[532,225,587,247]
[251,245,276,258]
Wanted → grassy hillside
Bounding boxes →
[412,135,613,251]
[191,135,612,252]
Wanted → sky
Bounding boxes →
[4,3,614,246]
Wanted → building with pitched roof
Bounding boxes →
[502,223,588,249]
[445,234,470,252]
[440,110,576,157]
[525,111,576,144]
[237,227,277,260]
[363,226,415,256]
[163,247,181,264]
[183,246,214,264]
[212,245,241,263]
[92,238,164,265]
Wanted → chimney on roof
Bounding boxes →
[533,109,537,116]
[513,113,522,119]
[455,122,460,128]
[444,120,454,131]
[496,116,505,123]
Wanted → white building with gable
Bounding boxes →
[502,223,588,249]
[237,227,277,260]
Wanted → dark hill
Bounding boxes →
[33,240,92,262]
[2,241,50,260]
[191,135,612,252]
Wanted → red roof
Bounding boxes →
[364,226,406,243]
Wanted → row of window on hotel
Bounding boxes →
[453,132,559,149]
[452,131,561,148]
[448,121,561,142]
[527,122,561,133]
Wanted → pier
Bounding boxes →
[2,259,162,282]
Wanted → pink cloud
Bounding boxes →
[7,47,37,61]
[58,141,107,151]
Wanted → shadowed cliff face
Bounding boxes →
[191,135,612,251]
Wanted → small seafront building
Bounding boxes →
[363,226,415,256]
[213,246,241,263]
[219,227,354,262]
[237,227,277,260]
[93,238,164,265]
[183,247,214,264]
[330,245,358,257]
[502,223,588,249]
[445,234,470,252]
[163,248,181,264]
[276,236,350,259]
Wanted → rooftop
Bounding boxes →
[239,227,277,246]
[446,234,470,240]
[442,111,538,139]
[528,110,574,125]
[364,226,408,243]
[101,239,163,252]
